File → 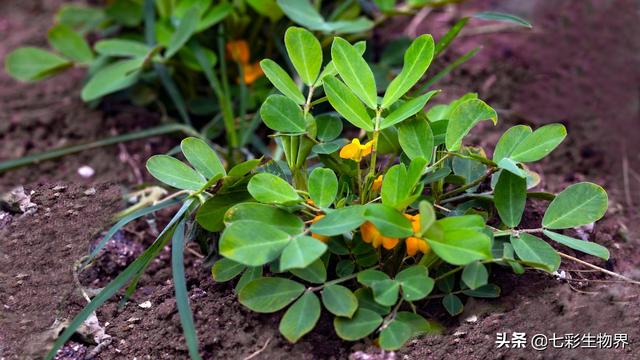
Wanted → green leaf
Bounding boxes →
[260,94,306,133]
[473,11,532,28]
[334,309,383,341]
[312,139,347,154]
[331,37,377,109]
[493,125,532,163]
[381,34,435,108]
[317,41,366,85]
[55,4,106,34]
[396,265,434,301]
[371,279,399,306]
[239,277,305,313]
[494,170,527,228]
[248,173,300,205]
[260,59,306,105]
[442,294,463,315]
[323,76,373,131]
[5,47,71,82]
[310,205,366,236]
[418,201,436,237]
[357,269,391,287]
[146,155,206,190]
[354,288,390,315]
[445,99,498,151]
[364,204,413,238]
[219,221,291,266]
[510,124,566,162]
[437,215,485,232]
[461,261,488,290]
[308,168,338,208]
[543,230,609,260]
[542,182,608,229]
[165,7,199,59]
[280,236,328,270]
[236,266,263,292]
[497,158,527,178]
[462,284,501,298]
[395,312,442,335]
[227,158,261,178]
[171,220,202,360]
[381,164,409,209]
[277,0,327,32]
[327,18,374,34]
[381,90,439,129]
[224,203,304,235]
[336,260,355,277]
[279,292,321,342]
[322,285,358,317]
[48,24,93,63]
[95,39,152,58]
[452,155,486,192]
[247,0,283,22]
[284,27,322,86]
[180,137,225,179]
[379,320,413,351]
[398,117,434,162]
[290,259,327,283]
[511,233,560,272]
[211,258,246,282]
[316,114,343,141]
[81,57,144,101]
[197,2,233,31]
[426,229,492,265]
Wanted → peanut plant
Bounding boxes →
[45,26,608,359]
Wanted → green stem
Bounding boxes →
[439,168,497,200]
[364,109,383,201]
[308,267,378,292]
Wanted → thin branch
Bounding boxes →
[558,252,640,286]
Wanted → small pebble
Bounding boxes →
[77,166,95,178]
[84,187,96,196]
[138,300,152,309]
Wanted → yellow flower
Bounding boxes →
[226,39,250,64]
[339,138,374,162]
[372,175,383,192]
[360,221,399,250]
[310,214,330,242]
[403,214,431,256]
[241,62,264,85]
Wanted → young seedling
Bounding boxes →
[43,27,618,359]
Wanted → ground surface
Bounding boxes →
[0,0,639,359]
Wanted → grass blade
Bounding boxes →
[45,222,178,360]
[154,63,192,126]
[121,199,195,305]
[413,46,481,95]
[172,219,203,360]
[0,123,199,173]
[435,17,469,56]
[87,197,183,261]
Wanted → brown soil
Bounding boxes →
[0,0,639,359]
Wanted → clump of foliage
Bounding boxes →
[46,27,608,358]
[1,0,530,173]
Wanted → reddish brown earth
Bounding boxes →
[1,0,639,359]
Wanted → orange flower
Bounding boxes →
[403,213,431,256]
[339,138,374,162]
[241,62,264,84]
[226,39,250,64]
[311,214,329,242]
[372,175,383,192]
[360,221,399,250]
